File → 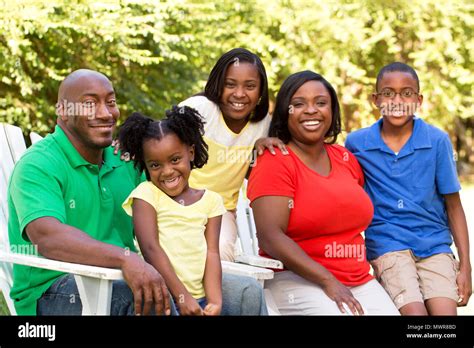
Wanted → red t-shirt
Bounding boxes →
[247,144,374,286]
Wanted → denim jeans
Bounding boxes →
[221,273,268,315]
[36,273,267,316]
[36,273,177,315]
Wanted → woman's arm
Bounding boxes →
[445,192,472,306]
[251,196,364,315]
[132,198,203,315]
[202,215,223,315]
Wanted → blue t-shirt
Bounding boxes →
[345,117,461,260]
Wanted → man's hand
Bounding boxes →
[121,253,171,315]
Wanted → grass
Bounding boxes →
[0,291,10,315]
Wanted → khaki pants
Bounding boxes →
[265,271,399,315]
[219,210,238,262]
[370,250,460,309]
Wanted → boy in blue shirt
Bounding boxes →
[346,62,471,315]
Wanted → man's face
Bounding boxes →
[58,74,119,149]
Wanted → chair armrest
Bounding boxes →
[235,254,284,270]
[0,251,123,280]
[221,260,274,281]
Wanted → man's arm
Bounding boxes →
[26,217,171,315]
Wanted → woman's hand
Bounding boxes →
[111,139,131,161]
[456,264,472,306]
[203,302,221,316]
[254,137,289,156]
[178,293,204,316]
[321,278,365,315]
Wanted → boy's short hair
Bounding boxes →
[376,62,420,92]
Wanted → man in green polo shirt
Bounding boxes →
[7,69,268,316]
[7,69,171,315]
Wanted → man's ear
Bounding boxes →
[56,100,67,121]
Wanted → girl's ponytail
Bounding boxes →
[118,112,153,172]
[165,105,209,168]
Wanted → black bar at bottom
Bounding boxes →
[0,315,473,346]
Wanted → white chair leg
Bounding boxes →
[74,275,113,315]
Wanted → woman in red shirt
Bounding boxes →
[247,71,398,315]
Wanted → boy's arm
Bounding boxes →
[202,215,223,315]
[132,198,203,315]
[444,192,472,306]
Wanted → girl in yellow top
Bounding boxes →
[180,48,287,261]
[120,106,226,316]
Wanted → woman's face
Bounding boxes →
[219,62,261,124]
[287,80,332,145]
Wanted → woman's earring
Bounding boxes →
[257,97,262,105]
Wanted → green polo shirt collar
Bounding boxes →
[52,124,123,171]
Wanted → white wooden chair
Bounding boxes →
[0,123,274,315]
[235,181,284,315]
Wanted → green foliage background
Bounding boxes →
[1,0,473,173]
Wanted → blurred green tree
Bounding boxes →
[0,0,472,173]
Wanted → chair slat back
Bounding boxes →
[0,123,20,252]
[0,123,28,315]
[30,132,43,144]
[3,124,26,163]
[236,180,259,256]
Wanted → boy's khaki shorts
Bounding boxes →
[370,250,459,309]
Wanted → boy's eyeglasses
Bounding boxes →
[376,88,419,99]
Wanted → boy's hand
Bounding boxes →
[111,139,132,161]
[203,302,221,316]
[178,294,204,316]
[255,137,288,156]
[456,265,472,307]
